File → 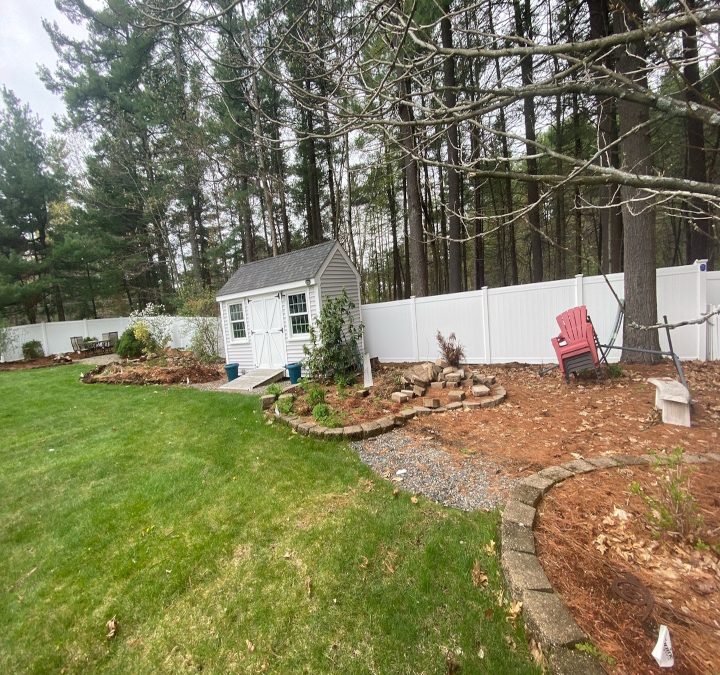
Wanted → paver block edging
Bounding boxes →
[500,452,720,674]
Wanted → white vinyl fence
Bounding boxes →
[363,261,719,365]
[1,316,223,363]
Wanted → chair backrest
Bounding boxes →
[102,332,110,341]
[108,331,119,346]
[556,306,593,343]
[70,336,83,351]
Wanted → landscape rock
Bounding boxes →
[391,392,409,403]
[448,390,465,402]
[423,397,441,409]
[261,394,276,410]
[413,384,426,397]
[403,362,440,387]
[445,372,462,383]
[445,402,463,410]
[501,551,553,598]
[429,381,446,389]
[400,389,415,398]
[522,590,586,647]
[472,384,490,397]
[343,425,364,440]
[473,373,496,386]
[445,381,459,389]
[355,388,369,399]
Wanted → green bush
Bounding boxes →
[303,290,363,381]
[276,396,294,415]
[312,403,342,427]
[307,385,326,407]
[116,328,144,359]
[22,340,44,361]
[266,383,283,397]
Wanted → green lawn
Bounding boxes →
[0,366,537,674]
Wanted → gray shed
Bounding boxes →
[216,240,362,372]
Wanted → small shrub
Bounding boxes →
[312,403,342,427]
[22,340,44,360]
[436,331,465,368]
[307,385,326,407]
[266,382,283,397]
[116,328,144,359]
[606,363,623,378]
[129,303,173,354]
[334,372,355,389]
[276,396,294,415]
[189,317,220,362]
[303,290,363,381]
[629,447,703,540]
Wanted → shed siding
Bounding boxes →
[279,286,317,370]
[319,249,361,328]
[221,300,254,370]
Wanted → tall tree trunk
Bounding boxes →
[683,0,710,263]
[613,0,661,362]
[471,126,485,289]
[441,9,462,293]
[398,76,428,297]
[240,175,255,263]
[513,0,543,282]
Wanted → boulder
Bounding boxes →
[403,362,440,386]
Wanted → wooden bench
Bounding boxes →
[647,378,691,427]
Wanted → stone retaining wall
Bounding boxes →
[500,451,720,674]
[269,386,507,440]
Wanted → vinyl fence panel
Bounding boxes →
[362,261,713,364]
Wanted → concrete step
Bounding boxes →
[220,368,285,392]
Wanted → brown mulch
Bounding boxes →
[399,361,720,479]
[536,462,720,674]
[82,353,224,385]
[0,355,73,371]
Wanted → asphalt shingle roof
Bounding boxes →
[216,240,337,298]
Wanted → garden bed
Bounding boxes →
[535,460,720,674]
[81,350,224,385]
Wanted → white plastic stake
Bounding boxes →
[652,625,674,668]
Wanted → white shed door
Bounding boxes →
[250,295,286,368]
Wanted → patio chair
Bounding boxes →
[70,336,90,354]
[551,305,601,383]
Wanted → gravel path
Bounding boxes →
[351,429,521,511]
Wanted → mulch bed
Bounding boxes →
[82,352,224,385]
[535,462,720,674]
[0,356,73,371]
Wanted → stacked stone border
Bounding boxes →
[265,385,507,439]
[501,451,720,674]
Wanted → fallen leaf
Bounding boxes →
[483,540,497,556]
[472,560,488,587]
[410,495,419,504]
[106,616,119,639]
[246,639,255,653]
[506,600,522,623]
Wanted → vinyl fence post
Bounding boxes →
[574,274,584,306]
[409,296,419,361]
[481,286,491,364]
[696,259,708,360]
[40,322,49,356]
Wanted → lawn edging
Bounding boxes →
[264,386,507,440]
[500,451,720,674]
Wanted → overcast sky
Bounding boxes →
[0,0,85,132]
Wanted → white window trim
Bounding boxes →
[286,290,311,341]
[227,301,249,343]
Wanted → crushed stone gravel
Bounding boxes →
[351,428,521,511]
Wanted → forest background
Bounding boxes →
[1,0,718,357]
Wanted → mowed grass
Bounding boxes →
[0,366,537,674]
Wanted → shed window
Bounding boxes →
[228,303,246,339]
[287,292,310,335]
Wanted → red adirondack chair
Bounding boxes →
[551,305,601,382]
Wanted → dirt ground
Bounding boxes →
[397,361,719,483]
[82,351,224,385]
[536,463,720,674]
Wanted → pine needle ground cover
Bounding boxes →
[0,367,537,673]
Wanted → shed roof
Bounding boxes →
[216,240,338,298]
